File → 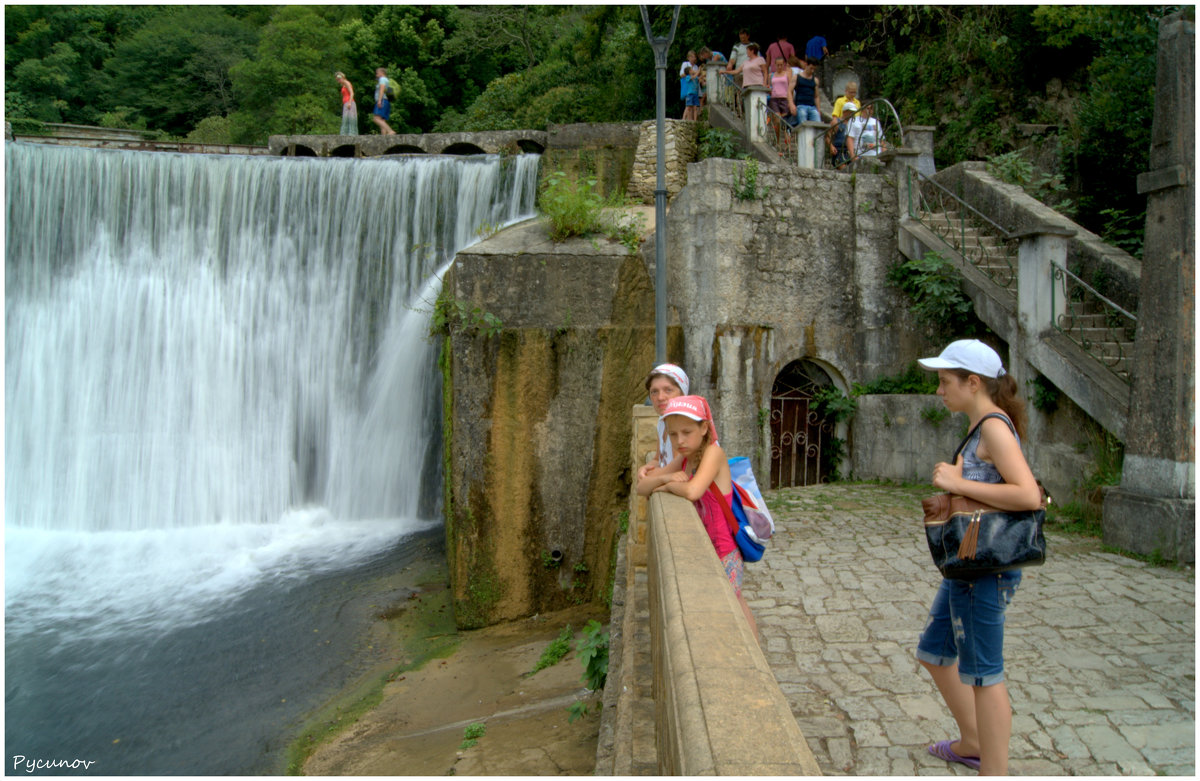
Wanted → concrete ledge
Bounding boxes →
[647,492,822,775]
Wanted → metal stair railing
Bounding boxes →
[763,103,795,162]
[1051,261,1138,382]
[906,167,1020,291]
[812,98,905,170]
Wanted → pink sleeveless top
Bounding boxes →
[771,72,790,98]
[682,459,737,558]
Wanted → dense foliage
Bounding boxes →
[5,4,1183,240]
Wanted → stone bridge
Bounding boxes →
[267,129,548,158]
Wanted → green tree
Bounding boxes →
[102,7,256,136]
[228,6,350,143]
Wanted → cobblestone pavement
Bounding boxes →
[743,483,1195,776]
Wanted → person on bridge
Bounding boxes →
[638,395,757,639]
[335,72,358,136]
[371,67,396,135]
[915,339,1042,776]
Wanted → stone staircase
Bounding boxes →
[916,209,1134,383]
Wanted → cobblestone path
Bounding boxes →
[743,483,1195,776]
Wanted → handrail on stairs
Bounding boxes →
[1051,260,1138,383]
[813,98,906,170]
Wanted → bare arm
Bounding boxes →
[931,418,1042,510]
[636,453,684,494]
[658,444,731,501]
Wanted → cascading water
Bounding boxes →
[4,142,539,773]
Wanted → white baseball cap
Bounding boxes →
[918,339,1006,378]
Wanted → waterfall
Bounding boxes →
[4,143,539,641]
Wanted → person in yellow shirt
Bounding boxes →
[832,81,859,119]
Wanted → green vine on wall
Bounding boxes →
[734,158,768,201]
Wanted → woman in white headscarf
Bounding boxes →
[635,364,689,491]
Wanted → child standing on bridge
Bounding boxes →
[915,339,1042,776]
[637,395,757,637]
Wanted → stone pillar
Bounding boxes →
[884,147,922,217]
[1103,11,1195,563]
[905,125,937,177]
[705,62,724,108]
[796,122,826,169]
[1015,227,1074,340]
[744,86,769,144]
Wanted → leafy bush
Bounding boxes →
[1098,208,1144,259]
[575,619,608,691]
[987,150,1075,216]
[886,251,979,338]
[538,171,645,251]
[697,126,739,159]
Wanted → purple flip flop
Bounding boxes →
[928,739,982,770]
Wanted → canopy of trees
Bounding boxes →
[5,4,1184,241]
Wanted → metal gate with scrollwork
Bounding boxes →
[770,360,836,488]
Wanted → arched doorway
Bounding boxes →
[770,359,837,488]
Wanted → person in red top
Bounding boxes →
[765,34,796,69]
[335,72,357,136]
[637,395,757,638]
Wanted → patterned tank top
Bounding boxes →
[959,414,1019,485]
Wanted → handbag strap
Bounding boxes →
[951,412,1016,461]
[706,481,741,537]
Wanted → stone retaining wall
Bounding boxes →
[628,119,699,204]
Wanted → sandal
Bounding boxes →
[928,739,981,770]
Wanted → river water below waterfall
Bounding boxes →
[4,143,539,774]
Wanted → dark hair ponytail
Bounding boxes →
[950,370,1028,440]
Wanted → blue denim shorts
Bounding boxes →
[916,571,1021,687]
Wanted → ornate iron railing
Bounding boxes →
[906,167,1020,291]
[814,98,905,170]
[763,104,795,162]
[714,73,743,120]
[1051,262,1138,382]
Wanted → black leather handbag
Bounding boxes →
[922,414,1047,580]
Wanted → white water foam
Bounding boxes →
[5,144,539,642]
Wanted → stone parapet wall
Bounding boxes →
[647,491,823,775]
[629,119,700,204]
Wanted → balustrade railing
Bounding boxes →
[905,167,1020,291]
[715,73,744,120]
[1051,262,1138,381]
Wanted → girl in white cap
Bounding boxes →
[637,395,757,638]
[914,339,1041,775]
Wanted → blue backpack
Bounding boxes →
[709,457,775,562]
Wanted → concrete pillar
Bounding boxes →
[1103,11,1196,563]
[796,122,826,169]
[1015,227,1074,340]
[884,147,922,217]
[744,86,769,144]
[705,62,724,108]
[906,125,937,177]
